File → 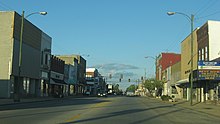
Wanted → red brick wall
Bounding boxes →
[160,53,181,71]
[156,53,181,80]
[51,55,65,74]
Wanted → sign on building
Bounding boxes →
[198,61,220,80]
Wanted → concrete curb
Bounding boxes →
[173,102,220,118]
[0,98,56,106]
[0,96,86,106]
[146,97,220,118]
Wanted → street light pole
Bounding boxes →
[144,56,157,78]
[14,11,25,102]
[144,68,146,81]
[167,12,194,106]
[14,11,47,102]
[190,14,194,106]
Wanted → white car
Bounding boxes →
[98,92,107,97]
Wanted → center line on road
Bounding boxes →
[92,101,111,108]
[65,114,81,123]
[64,100,112,123]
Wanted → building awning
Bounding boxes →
[176,78,189,85]
[50,78,66,85]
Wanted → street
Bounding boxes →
[1,96,220,124]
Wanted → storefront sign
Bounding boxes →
[198,70,220,80]
[198,61,220,70]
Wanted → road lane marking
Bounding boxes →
[65,101,112,123]
[92,101,111,108]
[65,114,81,122]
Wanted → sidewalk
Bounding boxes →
[0,95,85,106]
[0,97,57,106]
[155,97,220,118]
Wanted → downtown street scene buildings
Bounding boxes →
[85,68,106,96]
[141,20,220,103]
[1,10,220,105]
[0,11,47,98]
[0,11,106,99]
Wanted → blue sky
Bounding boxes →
[1,0,220,90]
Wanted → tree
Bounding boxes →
[143,78,163,96]
[126,84,136,92]
[113,84,120,94]
[143,80,155,94]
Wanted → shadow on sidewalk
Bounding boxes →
[173,100,188,106]
[173,100,201,106]
[0,97,110,111]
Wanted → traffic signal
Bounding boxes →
[119,78,121,82]
[128,79,130,82]
[141,76,143,80]
[109,74,112,79]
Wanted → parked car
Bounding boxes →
[85,91,91,96]
[54,91,64,98]
[97,92,107,97]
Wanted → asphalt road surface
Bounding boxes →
[1,96,220,124]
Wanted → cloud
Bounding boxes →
[90,63,139,79]
[90,63,141,91]
[92,63,139,71]
[113,72,138,79]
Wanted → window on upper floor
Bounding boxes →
[205,46,208,61]
[45,54,48,65]
[202,48,204,61]
[41,51,43,65]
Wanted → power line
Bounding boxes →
[0,1,13,10]
[194,0,214,16]
[195,0,218,17]
[166,0,218,54]
[167,0,219,53]
[0,3,8,10]
[196,10,220,20]
[166,23,189,53]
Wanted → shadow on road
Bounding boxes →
[0,98,113,120]
[0,98,109,111]
[63,104,182,124]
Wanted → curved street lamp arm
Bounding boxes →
[25,11,47,18]
[145,56,156,60]
[167,11,191,22]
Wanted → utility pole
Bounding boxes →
[14,11,25,102]
[167,12,194,106]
